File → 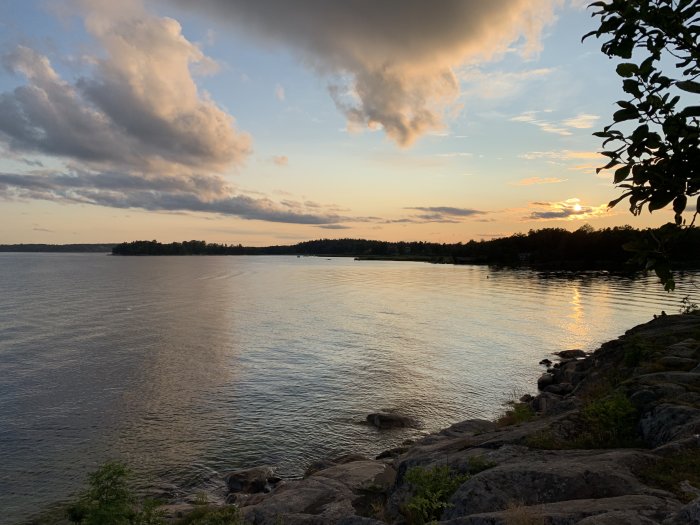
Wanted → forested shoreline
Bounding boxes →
[109,225,700,270]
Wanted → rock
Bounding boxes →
[239,460,394,524]
[443,496,680,525]
[659,356,699,370]
[544,382,573,395]
[366,412,416,429]
[375,446,409,460]
[640,403,700,447]
[539,358,552,366]
[556,349,587,359]
[438,419,497,437]
[224,466,278,494]
[305,454,368,476]
[442,449,669,518]
[665,339,700,359]
[519,393,534,403]
[537,373,555,390]
[668,497,700,524]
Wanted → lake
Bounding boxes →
[0,253,695,523]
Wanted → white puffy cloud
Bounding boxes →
[0,1,250,173]
[171,0,562,146]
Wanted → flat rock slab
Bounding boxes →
[442,495,681,525]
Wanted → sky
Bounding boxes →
[0,0,683,245]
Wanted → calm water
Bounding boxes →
[0,254,696,523]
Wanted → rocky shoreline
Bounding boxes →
[163,312,700,524]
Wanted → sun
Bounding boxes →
[573,203,583,212]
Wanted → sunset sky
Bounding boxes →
[0,0,683,245]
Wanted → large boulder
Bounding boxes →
[239,460,394,525]
[443,449,664,518]
[224,466,279,494]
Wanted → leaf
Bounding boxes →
[613,108,639,122]
[673,195,687,214]
[676,80,700,94]
[648,192,675,212]
[614,165,631,183]
[681,106,700,118]
[616,63,638,78]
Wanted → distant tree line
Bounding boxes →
[0,243,116,253]
[111,225,700,270]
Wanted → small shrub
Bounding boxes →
[67,461,165,525]
[497,402,535,427]
[575,391,638,448]
[623,338,655,367]
[404,465,469,524]
[679,296,699,315]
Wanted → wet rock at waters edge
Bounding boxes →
[537,373,555,390]
[539,358,553,367]
[556,349,587,359]
[544,382,573,395]
[224,466,279,494]
[366,412,416,429]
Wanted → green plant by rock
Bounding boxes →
[67,461,164,525]
[576,391,639,448]
[404,465,469,524]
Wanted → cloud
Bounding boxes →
[562,113,599,129]
[519,150,599,162]
[526,198,608,220]
[407,206,486,217]
[317,224,352,230]
[513,176,566,185]
[0,170,353,224]
[172,0,561,146]
[0,4,250,174]
[390,206,489,223]
[275,83,285,101]
[460,67,554,100]
[511,110,602,137]
[518,150,601,174]
[271,155,288,166]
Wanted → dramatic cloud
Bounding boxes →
[172,0,561,146]
[0,5,250,173]
[527,198,607,220]
[513,177,566,185]
[0,170,351,224]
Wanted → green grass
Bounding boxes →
[496,402,536,427]
[636,449,700,503]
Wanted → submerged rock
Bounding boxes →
[366,412,417,429]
